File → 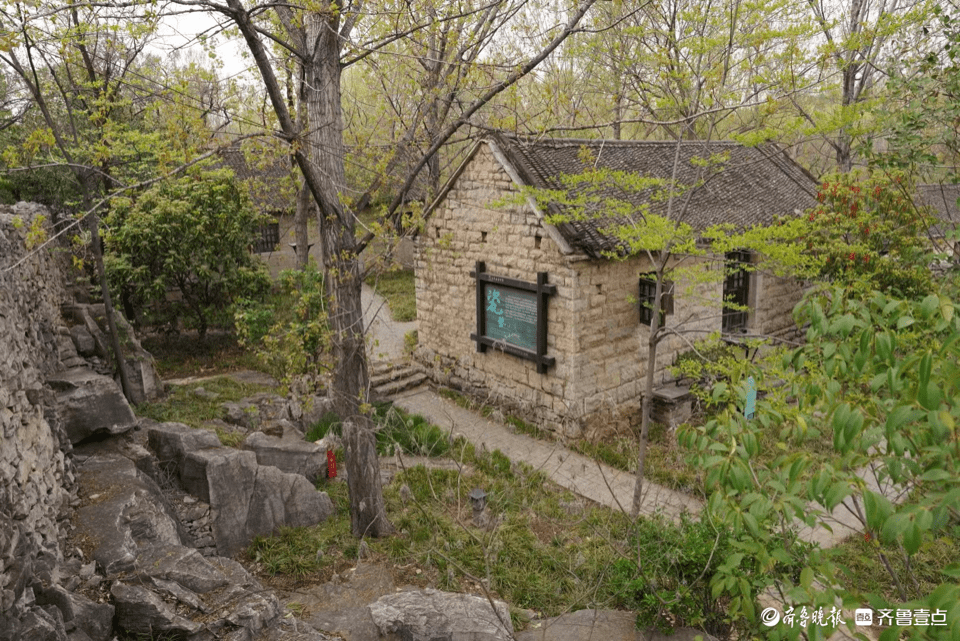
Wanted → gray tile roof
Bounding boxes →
[917,183,960,237]
[216,142,296,213]
[491,133,819,256]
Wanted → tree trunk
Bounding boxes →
[295,180,312,270]
[632,276,663,517]
[304,10,392,537]
[87,209,134,403]
[294,69,312,271]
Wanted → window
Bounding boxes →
[722,250,751,332]
[639,274,673,325]
[253,221,280,254]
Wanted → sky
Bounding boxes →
[152,9,255,82]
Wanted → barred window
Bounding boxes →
[639,274,673,325]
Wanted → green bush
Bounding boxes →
[105,167,270,338]
[235,266,331,384]
[305,402,451,458]
[610,514,733,636]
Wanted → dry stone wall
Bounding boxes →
[415,145,582,434]
[0,204,73,614]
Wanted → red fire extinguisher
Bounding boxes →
[327,450,337,478]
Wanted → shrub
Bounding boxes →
[610,514,734,636]
[105,167,270,338]
[235,266,331,385]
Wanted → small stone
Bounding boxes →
[83,576,103,590]
[183,496,198,505]
[79,562,96,580]
[64,575,81,592]
[315,549,324,562]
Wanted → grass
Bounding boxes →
[249,440,639,619]
[137,377,275,443]
[366,268,416,322]
[305,401,455,458]
[143,331,262,379]
[831,523,960,603]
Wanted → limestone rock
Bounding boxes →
[61,303,161,404]
[48,368,136,444]
[68,325,96,357]
[222,393,295,432]
[75,454,182,575]
[110,582,202,636]
[368,588,514,641]
[296,393,335,432]
[8,605,67,641]
[184,448,333,556]
[514,609,718,641]
[133,544,229,594]
[35,585,114,641]
[243,431,327,482]
[147,421,221,476]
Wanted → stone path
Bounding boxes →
[392,387,701,520]
[362,283,417,363]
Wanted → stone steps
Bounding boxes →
[371,362,427,398]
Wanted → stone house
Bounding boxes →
[413,133,819,437]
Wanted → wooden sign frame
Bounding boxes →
[469,261,556,374]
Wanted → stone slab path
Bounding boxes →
[362,283,416,363]
[392,387,701,520]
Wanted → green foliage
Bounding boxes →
[365,268,417,322]
[136,377,275,430]
[306,402,452,458]
[672,337,750,400]
[403,329,418,355]
[235,266,330,385]
[874,4,960,177]
[105,168,270,338]
[610,514,737,636]
[803,171,937,297]
[680,285,960,639]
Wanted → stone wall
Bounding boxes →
[0,204,73,614]
[415,144,582,434]
[753,270,806,338]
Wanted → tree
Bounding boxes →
[517,143,818,517]
[105,167,271,339]
[680,285,960,638]
[0,0,181,401]
[803,170,938,297]
[187,0,600,538]
[789,0,937,172]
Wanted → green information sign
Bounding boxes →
[484,285,538,352]
[470,262,557,373]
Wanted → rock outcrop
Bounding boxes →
[369,589,514,641]
[147,421,334,557]
[48,369,137,444]
[243,431,328,482]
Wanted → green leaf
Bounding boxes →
[800,567,813,588]
[881,513,910,543]
[920,469,952,482]
[903,522,922,555]
[897,315,915,329]
[920,294,939,319]
[943,563,960,578]
[825,481,851,510]
[863,491,894,531]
